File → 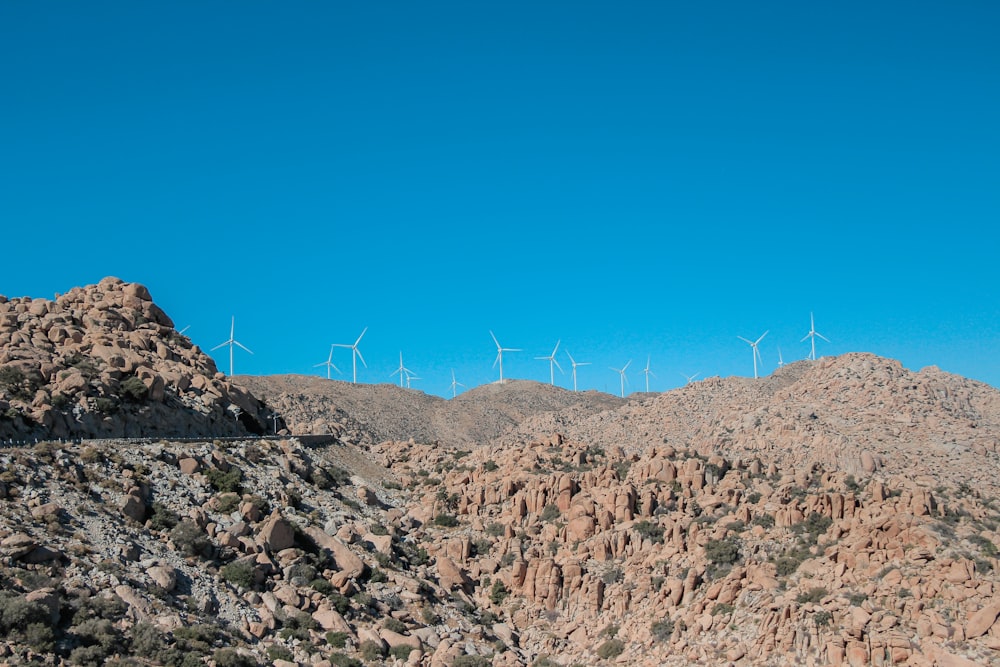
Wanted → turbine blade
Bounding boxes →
[756,330,769,344]
[816,332,830,342]
[356,349,367,367]
[234,341,253,354]
[737,336,752,345]
[553,359,564,373]
[355,327,368,345]
[489,330,501,348]
[800,333,811,342]
[210,341,229,351]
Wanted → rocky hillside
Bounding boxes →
[234,375,622,448]
[2,278,1000,666]
[0,278,272,441]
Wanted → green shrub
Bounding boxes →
[705,537,741,565]
[389,644,414,660]
[95,397,118,415]
[453,656,492,667]
[325,631,349,648]
[814,610,833,627]
[221,561,255,589]
[490,580,509,605]
[433,513,459,527]
[796,587,828,604]
[752,513,775,528]
[266,645,294,661]
[329,654,362,667]
[212,648,257,667]
[540,503,561,522]
[711,602,734,615]
[205,467,243,494]
[483,460,499,472]
[485,522,505,537]
[215,493,240,514]
[120,376,149,402]
[359,639,386,660]
[651,618,673,642]
[596,638,625,659]
[0,592,51,633]
[634,520,664,543]
[169,520,212,558]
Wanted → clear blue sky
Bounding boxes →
[2,2,998,397]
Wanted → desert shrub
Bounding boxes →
[752,513,775,528]
[814,610,833,627]
[214,493,240,514]
[149,502,179,531]
[359,639,386,660]
[95,397,118,414]
[490,580,509,605]
[0,592,52,632]
[433,513,459,527]
[651,618,673,642]
[221,561,254,589]
[483,460,499,472]
[212,648,257,667]
[205,467,243,494]
[382,617,407,634]
[485,522,505,537]
[596,638,625,659]
[602,568,624,585]
[712,602,734,616]
[390,644,415,660]
[453,656,492,667]
[169,520,212,558]
[23,621,56,652]
[266,645,294,661]
[325,630,349,647]
[369,568,388,584]
[129,621,164,657]
[847,592,868,606]
[705,537,741,565]
[795,512,832,539]
[969,534,998,557]
[120,376,149,402]
[329,654,362,667]
[634,520,664,543]
[746,491,762,504]
[796,587,828,604]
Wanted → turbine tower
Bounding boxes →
[211,316,253,376]
[737,330,768,379]
[448,369,465,398]
[642,355,656,393]
[333,327,368,384]
[535,339,563,385]
[801,312,830,361]
[390,351,415,388]
[566,350,590,392]
[680,371,700,385]
[490,331,521,384]
[314,344,341,379]
[610,360,632,397]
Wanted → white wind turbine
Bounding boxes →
[737,330,768,379]
[535,339,563,385]
[391,351,415,388]
[490,331,521,384]
[680,371,700,385]
[610,360,632,397]
[777,346,786,368]
[448,369,465,398]
[333,327,368,384]
[642,355,656,393]
[314,344,341,379]
[211,316,253,376]
[801,312,830,361]
[565,350,590,392]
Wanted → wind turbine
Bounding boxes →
[448,369,465,398]
[391,351,415,388]
[490,331,521,384]
[535,339,563,385]
[737,330,768,379]
[314,344,341,379]
[610,360,632,397]
[405,373,421,389]
[565,350,590,392]
[333,327,368,384]
[211,316,252,376]
[777,346,786,368]
[642,355,656,393]
[680,371,700,385]
[801,312,830,361]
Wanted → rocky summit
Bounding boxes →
[1,279,999,667]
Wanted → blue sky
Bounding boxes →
[2,2,998,397]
